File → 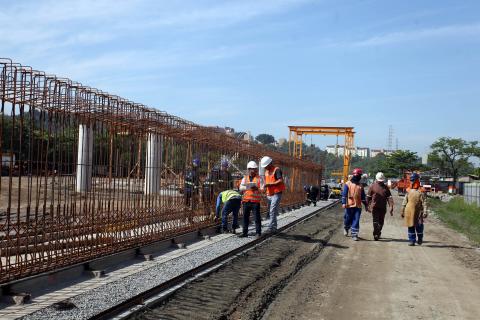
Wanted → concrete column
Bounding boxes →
[144,133,163,195]
[76,124,93,192]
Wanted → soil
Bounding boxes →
[131,196,480,320]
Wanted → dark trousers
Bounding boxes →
[243,202,261,236]
[372,208,386,237]
[408,224,424,244]
[221,198,241,231]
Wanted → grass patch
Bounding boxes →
[428,197,480,245]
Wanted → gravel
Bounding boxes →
[20,201,336,320]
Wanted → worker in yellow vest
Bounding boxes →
[261,156,286,233]
[215,189,242,233]
[239,161,264,238]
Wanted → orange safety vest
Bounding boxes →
[242,175,262,203]
[345,181,363,208]
[265,167,286,196]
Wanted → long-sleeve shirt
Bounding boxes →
[239,175,265,192]
[341,182,367,207]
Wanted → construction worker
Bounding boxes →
[304,185,319,206]
[342,168,368,241]
[261,156,285,233]
[218,159,234,191]
[184,158,200,210]
[367,172,394,241]
[215,189,242,233]
[239,161,264,238]
[401,172,428,246]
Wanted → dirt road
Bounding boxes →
[130,197,480,320]
[264,196,480,320]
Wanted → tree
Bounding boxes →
[429,137,479,185]
[255,133,275,145]
[382,150,422,177]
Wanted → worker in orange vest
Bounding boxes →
[341,168,368,241]
[239,161,264,238]
[261,156,286,233]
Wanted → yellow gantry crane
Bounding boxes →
[288,126,355,183]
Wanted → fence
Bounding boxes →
[464,182,480,207]
[0,59,323,284]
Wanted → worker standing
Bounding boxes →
[184,158,200,209]
[401,173,427,246]
[239,161,264,238]
[342,168,368,241]
[367,172,394,241]
[261,156,285,233]
[215,189,242,233]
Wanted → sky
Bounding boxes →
[1,0,479,157]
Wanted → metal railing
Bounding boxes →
[464,182,480,207]
[0,59,323,283]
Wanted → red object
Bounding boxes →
[352,168,363,175]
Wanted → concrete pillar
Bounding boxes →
[76,124,93,192]
[144,133,163,195]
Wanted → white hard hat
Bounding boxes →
[260,156,272,168]
[247,161,258,169]
[376,172,386,182]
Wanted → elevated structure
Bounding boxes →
[288,126,355,183]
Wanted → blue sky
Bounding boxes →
[1,0,479,157]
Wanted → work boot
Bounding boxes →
[374,235,379,241]
[408,242,415,246]
[352,236,359,241]
[343,228,349,236]
[238,233,248,238]
[417,239,423,245]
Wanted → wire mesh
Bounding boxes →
[0,59,323,283]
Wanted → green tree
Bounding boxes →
[382,150,422,177]
[255,133,275,145]
[429,137,479,185]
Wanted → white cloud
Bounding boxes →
[339,23,480,47]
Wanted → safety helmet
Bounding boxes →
[247,161,258,169]
[192,158,200,167]
[410,172,420,182]
[221,159,229,168]
[352,168,363,176]
[375,172,386,182]
[260,156,273,168]
[303,185,309,192]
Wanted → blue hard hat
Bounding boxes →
[192,158,200,167]
[410,172,419,182]
[221,159,229,168]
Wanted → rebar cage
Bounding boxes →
[0,59,323,284]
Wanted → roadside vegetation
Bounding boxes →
[428,197,480,245]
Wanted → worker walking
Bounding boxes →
[401,173,427,246]
[215,189,242,234]
[342,168,368,241]
[367,172,394,241]
[239,161,264,238]
[261,156,285,233]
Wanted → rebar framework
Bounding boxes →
[0,59,323,284]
